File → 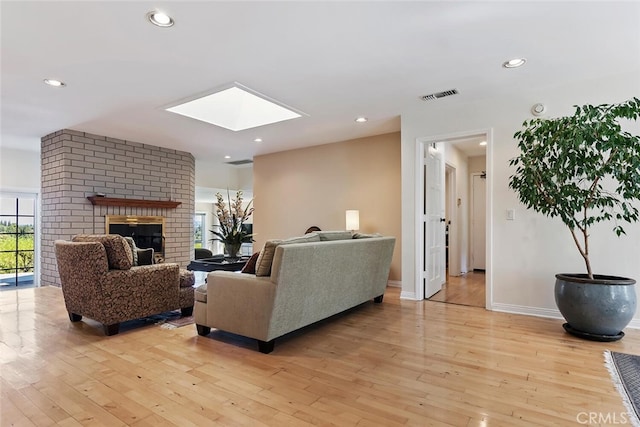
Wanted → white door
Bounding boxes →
[471,173,486,270]
[424,144,446,298]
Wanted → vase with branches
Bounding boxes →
[209,190,254,259]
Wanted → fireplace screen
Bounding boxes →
[106,215,165,257]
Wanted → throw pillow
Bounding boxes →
[255,240,282,277]
[136,248,155,265]
[123,236,139,266]
[241,251,260,274]
[72,234,133,270]
[254,234,321,277]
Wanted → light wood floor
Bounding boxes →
[429,271,486,308]
[2,286,639,426]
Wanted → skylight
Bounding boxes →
[165,84,304,131]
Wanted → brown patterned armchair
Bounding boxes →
[54,235,194,335]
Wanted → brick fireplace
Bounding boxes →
[41,129,195,287]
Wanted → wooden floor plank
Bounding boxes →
[4,387,57,427]
[429,271,485,307]
[1,394,37,427]
[2,285,638,426]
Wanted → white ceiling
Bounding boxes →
[2,1,639,164]
[447,136,487,158]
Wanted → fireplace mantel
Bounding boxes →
[87,196,181,209]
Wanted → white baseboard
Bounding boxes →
[385,280,418,299]
[382,281,640,329]
[400,290,418,300]
[491,303,564,320]
[626,319,640,329]
[491,303,640,330]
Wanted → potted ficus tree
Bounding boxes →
[509,97,640,341]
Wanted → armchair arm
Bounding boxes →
[54,241,109,318]
[204,272,276,341]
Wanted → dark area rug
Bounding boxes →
[161,315,194,329]
[117,310,192,333]
[604,350,640,427]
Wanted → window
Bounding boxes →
[194,213,206,248]
[0,196,36,289]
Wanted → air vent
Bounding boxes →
[226,159,253,166]
[421,89,459,101]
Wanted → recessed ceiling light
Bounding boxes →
[502,58,526,68]
[224,155,231,159]
[43,79,65,87]
[254,138,263,143]
[147,11,174,27]
[166,83,305,131]
[355,117,368,123]
[479,141,487,146]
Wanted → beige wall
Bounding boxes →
[253,132,401,282]
[468,155,486,174]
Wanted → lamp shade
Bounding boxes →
[345,210,360,231]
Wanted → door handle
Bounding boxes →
[440,218,446,222]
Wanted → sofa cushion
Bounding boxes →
[284,233,321,244]
[352,232,382,239]
[72,234,133,270]
[195,284,207,303]
[255,234,322,277]
[123,237,139,266]
[241,251,261,274]
[317,230,352,241]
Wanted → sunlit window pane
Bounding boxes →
[18,199,34,216]
[0,195,36,289]
[0,198,16,215]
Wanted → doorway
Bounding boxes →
[470,172,486,271]
[418,132,489,308]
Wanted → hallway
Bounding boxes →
[429,270,485,307]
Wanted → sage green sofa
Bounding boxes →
[194,232,395,353]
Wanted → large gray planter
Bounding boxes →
[555,274,636,341]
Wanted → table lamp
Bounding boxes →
[345,210,360,232]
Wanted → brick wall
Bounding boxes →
[41,129,195,287]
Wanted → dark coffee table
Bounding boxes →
[187,256,249,272]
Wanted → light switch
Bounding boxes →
[506,209,515,220]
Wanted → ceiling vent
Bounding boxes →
[421,89,459,101]
[226,159,253,166]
